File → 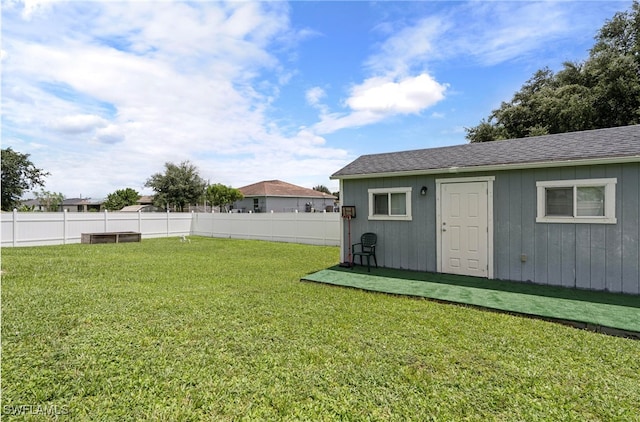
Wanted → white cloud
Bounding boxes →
[366,16,446,77]
[4,85,34,105]
[49,114,107,134]
[295,128,327,147]
[313,110,384,135]
[305,86,326,108]
[12,0,55,20]
[94,125,125,145]
[312,74,447,135]
[2,1,351,197]
[347,74,446,114]
[304,12,452,136]
[424,1,596,67]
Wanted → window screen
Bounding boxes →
[545,187,573,216]
[576,186,605,216]
[373,194,388,215]
[390,193,406,215]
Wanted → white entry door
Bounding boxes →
[440,181,489,277]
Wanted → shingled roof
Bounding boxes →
[332,125,640,179]
[239,180,336,199]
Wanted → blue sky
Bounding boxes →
[1,0,631,198]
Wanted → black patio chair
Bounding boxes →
[351,232,378,272]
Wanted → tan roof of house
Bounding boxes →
[119,205,147,212]
[239,180,336,199]
[138,195,154,204]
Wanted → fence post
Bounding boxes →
[270,210,274,242]
[138,210,142,234]
[13,208,18,247]
[63,209,68,244]
[166,209,170,237]
[104,209,108,232]
[322,210,327,246]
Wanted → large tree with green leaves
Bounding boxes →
[313,185,331,195]
[206,184,243,212]
[104,188,141,211]
[1,148,50,211]
[466,1,640,142]
[144,161,207,212]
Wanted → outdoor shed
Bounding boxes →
[234,180,337,213]
[331,125,640,295]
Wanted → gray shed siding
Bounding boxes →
[342,175,438,273]
[342,162,640,294]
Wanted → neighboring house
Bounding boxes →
[234,180,337,213]
[21,197,104,212]
[331,125,640,295]
[119,204,165,212]
[136,194,205,212]
[137,195,155,206]
[19,198,48,212]
[62,198,104,212]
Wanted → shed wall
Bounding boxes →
[341,162,640,294]
[342,175,438,273]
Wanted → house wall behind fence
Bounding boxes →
[190,212,340,246]
[1,210,193,247]
[1,211,340,247]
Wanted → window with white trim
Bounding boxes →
[368,187,412,221]
[536,178,617,224]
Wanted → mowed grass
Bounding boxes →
[2,237,639,421]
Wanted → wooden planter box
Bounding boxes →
[81,232,141,244]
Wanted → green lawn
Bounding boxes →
[2,237,639,420]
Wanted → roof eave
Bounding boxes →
[330,155,640,180]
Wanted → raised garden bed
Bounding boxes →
[81,232,141,244]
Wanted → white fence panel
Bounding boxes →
[67,213,109,239]
[9,212,66,246]
[1,212,15,245]
[139,212,193,238]
[190,212,340,246]
[1,211,338,247]
[1,211,192,247]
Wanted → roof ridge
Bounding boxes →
[332,124,640,178]
[239,180,337,199]
[359,124,640,158]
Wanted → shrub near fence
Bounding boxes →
[1,211,340,247]
[190,212,340,246]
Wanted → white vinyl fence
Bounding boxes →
[191,212,340,246]
[1,210,340,247]
[1,210,192,247]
